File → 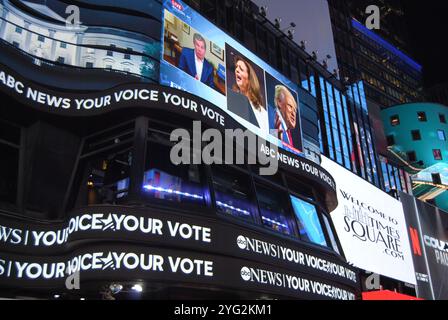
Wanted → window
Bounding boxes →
[417,112,427,122]
[107,44,116,57]
[390,115,400,126]
[322,214,339,254]
[86,62,94,68]
[60,42,67,49]
[256,184,294,236]
[437,130,446,141]
[286,176,315,202]
[15,26,22,34]
[411,130,421,141]
[75,146,132,207]
[0,120,20,208]
[12,41,19,48]
[433,149,443,160]
[143,140,205,206]
[0,144,19,207]
[37,35,45,42]
[68,122,135,210]
[432,173,442,185]
[440,114,447,124]
[56,56,65,64]
[212,166,256,222]
[407,151,417,162]
[386,135,395,146]
[124,48,132,60]
[290,195,327,247]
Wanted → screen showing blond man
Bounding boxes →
[273,85,298,143]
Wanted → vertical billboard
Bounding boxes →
[321,156,416,285]
[160,0,303,154]
[401,192,448,300]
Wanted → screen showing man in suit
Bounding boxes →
[178,33,214,89]
[162,10,226,96]
[266,73,302,152]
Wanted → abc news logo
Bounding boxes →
[237,235,248,250]
[240,266,251,281]
[237,235,251,281]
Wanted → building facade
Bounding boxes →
[1,0,439,300]
[382,102,448,210]
[0,0,362,300]
[328,0,423,110]
[345,0,411,53]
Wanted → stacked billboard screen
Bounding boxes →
[160,0,303,154]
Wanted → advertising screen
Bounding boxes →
[401,192,448,300]
[321,156,416,285]
[160,0,303,154]
[0,206,359,299]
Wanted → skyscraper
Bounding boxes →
[328,0,423,110]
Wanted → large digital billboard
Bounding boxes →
[160,0,303,154]
[401,192,448,300]
[321,156,416,285]
[0,206,358,300]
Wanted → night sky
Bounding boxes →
[403,2,448,87]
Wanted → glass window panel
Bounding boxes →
[286,176,315,202]
[387,164,396,191]
[322,214,339,254]
[335,92,350,167]
[319,77,333,154]
[80,147,132,206]
[309,75,316,97]
[302,78,310,92]
[212,166,256,222]
[0,120,21,145]
[256,184,294,236]
[143,141,204,206]
[437,130,446,141]
[0,144,18,206]
[394,166,402,192]
[326,82,342,164]
[381,161,391,193]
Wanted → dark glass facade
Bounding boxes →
[328,0,423,109]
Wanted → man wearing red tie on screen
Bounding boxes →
[273,85,299,148]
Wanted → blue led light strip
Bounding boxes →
[261,216,288,229]
[143,185,204,199]
[216,201,251,216]
[351,19,422,72]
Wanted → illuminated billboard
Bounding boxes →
[160,0,303,154]
[401,192,448,300]
[321,156,416,285]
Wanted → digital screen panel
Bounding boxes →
[160,0,303,154]
[321,156,416,285]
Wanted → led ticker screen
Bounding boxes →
[160,0,303,154]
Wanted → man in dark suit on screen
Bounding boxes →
[269,85,302,151]
[178,33,215,89]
